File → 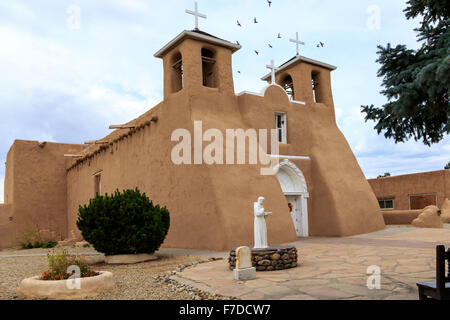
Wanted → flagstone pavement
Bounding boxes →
[170,227,450,300]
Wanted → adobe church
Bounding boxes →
[0,16,386,250]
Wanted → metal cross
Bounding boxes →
[186,2,207,30]
[289,32,305,56]
[266,60,279,84]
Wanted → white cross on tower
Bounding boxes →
[186,2,207,30]
[266,60,279,84]
[289,32,305,56]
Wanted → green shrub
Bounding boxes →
[76,188,170,256]
[21,240,57,250]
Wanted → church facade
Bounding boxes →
[0,30,385,250]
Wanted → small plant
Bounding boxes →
[83,244,90,248]
[21,240,57,250]
[377,173,391,178]
[40,248,98,280]
[77,188,170,256]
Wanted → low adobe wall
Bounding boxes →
[0,223,19,249]
[369,170,450,210]
[382,210,422,225]
[0,204,12,226]
[0,205,17,248]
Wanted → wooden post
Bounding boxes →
[109,124,136,130]
[64,154,83,158]
[85,140,109,145]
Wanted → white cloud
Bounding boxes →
[110,0,150,12]
[0,2,36,21]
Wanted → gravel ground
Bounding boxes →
[0,255,48,300]
[0,247,229,300]
[0,245,99,256]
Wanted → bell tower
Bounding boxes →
[154,30,241,99]
[261,32,336,107]
[262,56,337,107]
[154,3,240,99]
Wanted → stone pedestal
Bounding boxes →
[233,267,257,281]
[229,246,298,271]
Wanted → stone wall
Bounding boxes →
[229,246,298,271]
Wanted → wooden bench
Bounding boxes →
[417,245,450,300]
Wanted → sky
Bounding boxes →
[0,0,449,203]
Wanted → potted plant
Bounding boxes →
[17,248,115,299]
[76,188,170,264]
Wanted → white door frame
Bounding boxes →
[275,160,309,237]
[285,192,309,237]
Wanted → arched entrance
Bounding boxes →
[274,160,309,237]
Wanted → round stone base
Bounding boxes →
[105,253,158,265]
[229,246,298,271]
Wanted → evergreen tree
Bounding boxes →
[445,161,450,170]
[362,0,449,146]
[377,173,391,178]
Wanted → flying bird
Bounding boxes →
[254,50,259,55]
[267,0,272,7]
[237,20,242,27]
[237,71,241,74]
[268,44,273,48]
[236,40,240,46]
[254,17,258,24]
[317,41,325,47]
[277,33,282,39]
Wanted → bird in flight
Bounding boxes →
[237,71,241,74]
[236,40,240,46]
[237,20,242,27]
[267,0,272,7]
[277,33,282,39]
[254,50,259,55]
[254,17,258,24]
[317,41,325,47]
[268,44,273,48]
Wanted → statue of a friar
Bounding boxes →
[254,197,272,249]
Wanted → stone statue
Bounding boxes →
[254,197,272,249]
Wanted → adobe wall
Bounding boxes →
[382,210,422,225]
[66,84,299,251]
[3,142,14,204]
[0,144,17,247]
[239,85,385,237]
[0,204,12,225]
[66,52,385,249]
[0,205,16,248]
[0,140,85,248]
[368,170,450,210]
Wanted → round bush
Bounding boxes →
[76,189,170,256]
